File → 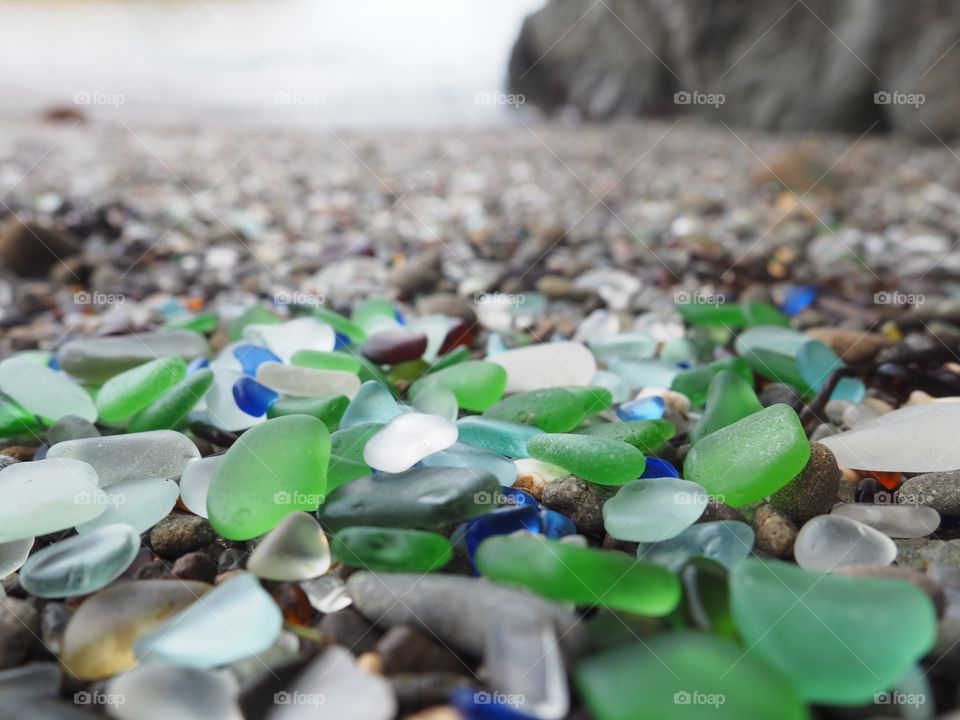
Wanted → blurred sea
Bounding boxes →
[0,0,544,127]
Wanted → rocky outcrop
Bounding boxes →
[509,0,960,141]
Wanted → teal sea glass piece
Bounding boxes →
[457,416,543,458]
[421,441,518,486]
[135,573,282,668]
[339,381,403,428]
[735,326,841,395]
[20,523,140,598]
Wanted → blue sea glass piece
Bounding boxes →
[334,332,351,350]
[233,344,282,376]
[616,396,665,421]
[465,503,543,572]
[232,376,279,417]
[640,456,680,479]
[541,509,577,539]
[186,356,210,375]
[782,285,817,316]
[451,688,537,720]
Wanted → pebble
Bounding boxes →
[893,539,960,571]
[769,441,841,524]
[0,218,80,277]
[805,327,890,364]
[0,597,39,670]
[170,552,218,583]
[46,416,100,445]
[794,514,897,571]
[149,515,215,559]
[346,572,586,658]
[540,475,609,538]
[899,470,960,515]
[376,626,463,675]
[318,608,383,656]
[730,558,936,703]
[752,503,798,558]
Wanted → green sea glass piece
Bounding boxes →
[97,356,187,424]
[483,387,612,432]
[0,397,40,438]
[127,368,214,432]
[527,434,645,486]
[476,534,680,615]
[207,415,330,540]
[689,370,763,444]
[20,523,140,598]
[735,326,841,395]
[332,526,453,572]
[670,356,753,406]
[574,419,675,452]
[730,559,937,704]
[575,631,808,720]
[683,404,810,506]
[318,467,500,532]
[267,393,349,429]
[412,360,508,412]
[291,350,362,374]
[229,304,279,341]
[308,306,367,344]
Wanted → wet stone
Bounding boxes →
[540,475,610,538]
[899,470,960,515]
[317,608,383,656]
[171,551,218,583]
[752,503,798,558]
[376,626,463,675]
[149,514,215,560]
[0,597,39,670]
[769,441,841,524]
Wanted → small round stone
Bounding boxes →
[149,515,215,560]
[752,503,798,558]
[769,441,841,524]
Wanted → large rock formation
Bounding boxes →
[509,0,960,141]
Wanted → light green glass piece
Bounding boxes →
[48,430,200,487]
[574,419,675,452]
[290,350,362,374]
[604,478,710,542]
[246,512,331,581]
[410,381,459,421]
[731,559,937,704]
[483,387,612,432]
[734,326,841,395]
[683,404,810,506]
[0,355,97,423]
[207,415,330,540]
[127,368,213,433]
[339,381,403,428]
[608,358,679,391]
[689,370,763,444]
[412,360,508,412]
[457,416,544,458]
[636,520,755,571]
[57,330,209,383]
[588,332,657,363]
[75,478,179,535]
[670,356,753,406]
[0,458,105,542]
[267,394,349,430]
[96,356,187,423]
[20,523,140,598]
[476,535,680,615]
[318,466,500,532]
[165,312,218,334]
[135,573,282,668]
[332,526,453,572]
[575,631,808,720]
[308,306,367,344]
[527,434,645,486]
[107,664,242,720]
[0,397,40,438]
[352,297,399,335]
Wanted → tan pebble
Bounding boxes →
[512,473,545,502]
[805,327,890,364]
[840,466,862,483]
[862,397,893,414]
[636,388,691,415]
[752,504,797,558]
[406,707,464,720]
[906,390,936,406]
[356,651,384,674]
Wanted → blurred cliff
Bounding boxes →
[509,0,960,141]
